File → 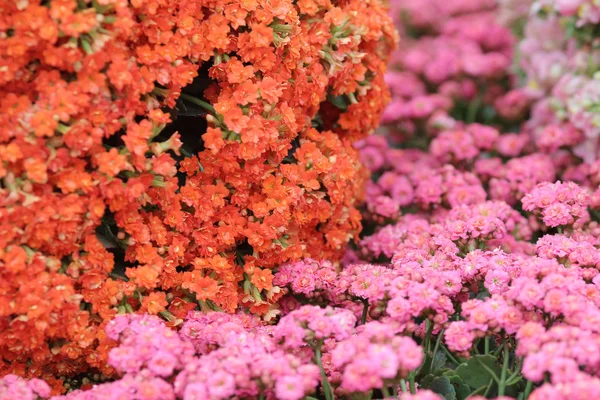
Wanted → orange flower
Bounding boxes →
[126,265,160,290]
[23,157,48,183]
[251,268,274,291]
[185,275,219,301]
[141,292,168,315]
[248,23,273,48]
[95,148,132,177]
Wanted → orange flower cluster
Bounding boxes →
[0,0,396,390]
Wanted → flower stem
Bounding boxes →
[399,379,408,393]
[360,299,369,325]
[498,345,510,396]
[523,379,533,399]
[409,373,416,394]
[382,386,391,398]
[315,346,334,400]
[466,94,481,124]
[440,345,461,365]
[430,330,444,372]
[179,93,216,114]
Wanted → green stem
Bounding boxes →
[506,376,522,386]
[466,95,482,124]
[399,379,408,393]
[484,336,490,355]
[315,346,334,400]
[524,380,533,399]
[409,373,416,395]
[159,310,177,322]
[56,123,71,135]
[492,343,505,357]
[470,384,489,396]
[430,330,444,372]
[381,386,391,398]
[506,357,523,385]
[483,378,494,397]
[419,330,444,376]
[424,320,433,353]
[360,299,369,325]
[477,358,501,384]
[440,345,461,365]
[498,345,510,396]
[179,93,216,114]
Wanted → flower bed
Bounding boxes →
[4,0,600,399]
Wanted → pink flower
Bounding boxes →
[148,351,178,377]
[485,269,511,294]
[523,353,549,382]
[291,273,317,295]
[554,0,583,16]
[360,146,386,172]
[207,371,236,398]
[275,375,306,400]
[183,383,209,400]
[444,321,476,352]
[542,202,572,227]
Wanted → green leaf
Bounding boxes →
[326,93,349,111]
[447,375,472,400]
[456,355,502,389]
[421,351,449,377]
[443,369,459,378]
[430,376,456,400]
[421,374,436,388]
[454,383,472,400]
[432,352,448,372]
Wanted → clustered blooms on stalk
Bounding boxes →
[9,0,600,399]
[0,0,397,388]
[522,0,600,161]
[338,0,600,398]
[0,311,421,400]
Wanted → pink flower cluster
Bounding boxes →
[12,311,328,400]
[519,1,600,161]
[273,305,357,350]
[536,232,600,268]
[174,328,320,400]
[430,124,499,164]
[521,181,591,228]
[105,314,195,377]
[332,322,423,393]
[17,305,428,400]
[179,311,268,354]
[273,259,338,300]
[534,0,600,26]
[0,375,50,400]
[518,324,600,382]
[343,0,600,397]
[380,0,515,144]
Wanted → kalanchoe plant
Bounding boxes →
[8,0,600,399]
[0,0,397,389]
